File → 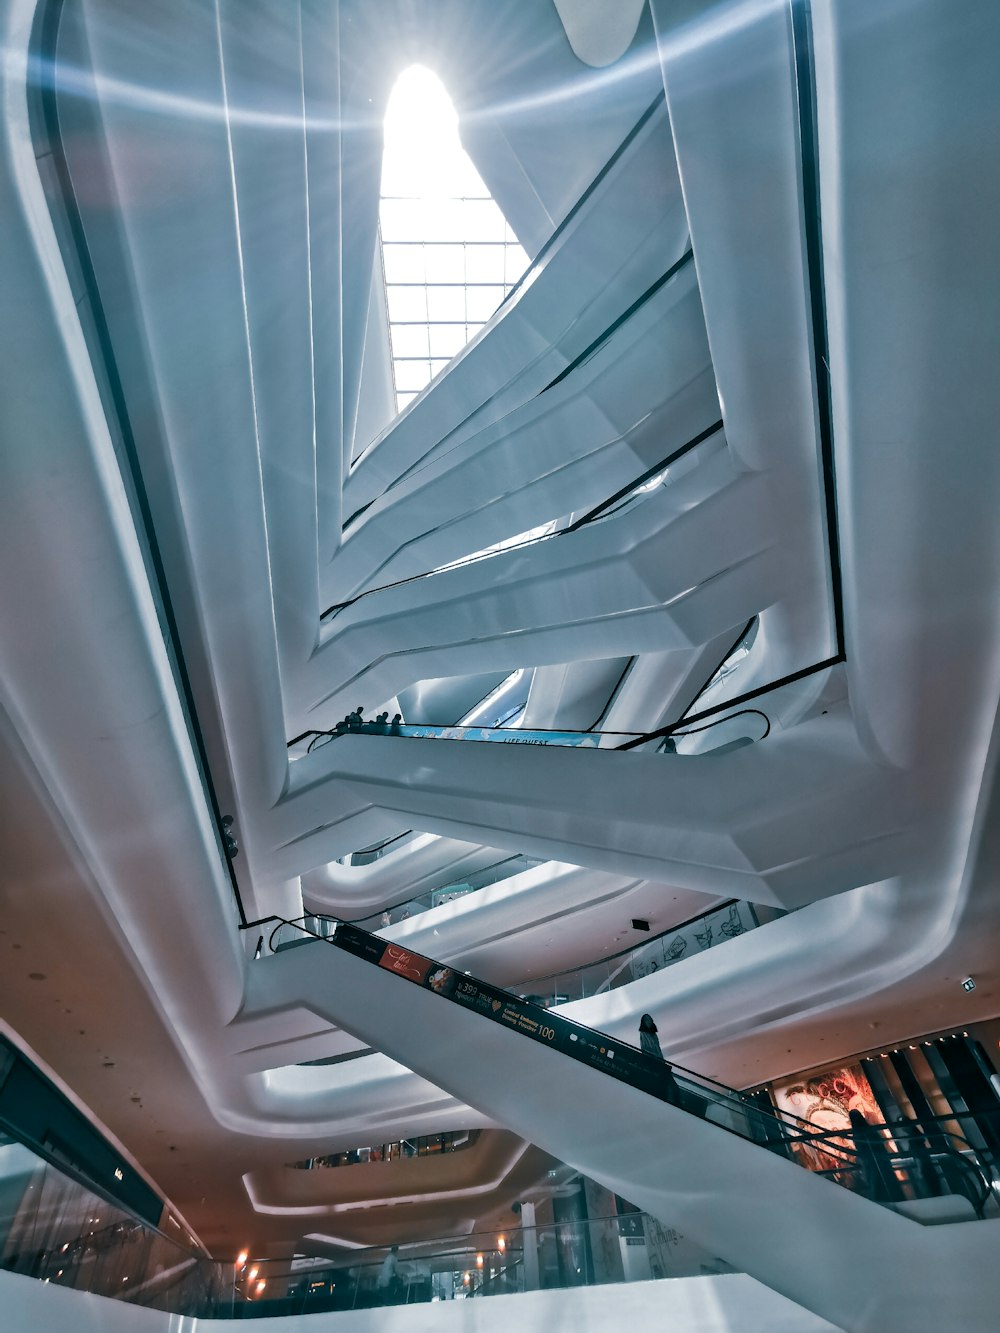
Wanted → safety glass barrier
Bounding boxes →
[795,1116,1000,1219]
[264,919,997,1227]
[288,1129,479,1170]
[342,829,418,866]
[353,854,539,932]
[517,901,770,1005]
[269,893,769,969]
[220,1211,732,1318]
[269,854,535,953]
[300,719,619,752]
[0,1139,733,1316]
[288,705,770,760]
[0,1139,223,1314]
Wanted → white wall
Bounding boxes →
[0,1268,843,1332]
[0,1266,196,1330]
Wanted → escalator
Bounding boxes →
[252,917,1000,1333]
[289,706,770,760]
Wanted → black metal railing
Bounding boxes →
[324,416,721,623]
[258,916,998,1226]
[289,706,770,760]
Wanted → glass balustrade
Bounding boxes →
[220,1211,731,1317]
[516,900,771,1006]
[288,1130,479,1169]
[0,1135,222,1315]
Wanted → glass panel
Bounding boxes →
[506,243,527,285]
[381,244,426,284]
[389,325,430,359]
[379,66,529,413]
[384,285,427,323]
[426,285,467,322]
[435,199,477,244]
[423,244,466,284]
[393,361,433,392]
[428,324,468,359]
[465,244,507,284]
[0,1139,223,1314]
[461,199,508,243]
[465,286,505,322]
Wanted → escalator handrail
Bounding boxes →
[288,705,770,757]
[258,915,842,1152]
[289,853,527,938]
[346,854,526,928]
[321,414,722,625]
[257,918,999,1214]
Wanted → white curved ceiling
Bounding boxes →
[1,0,999,1282]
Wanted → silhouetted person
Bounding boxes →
[850,1109,903,1202]
[638,1013,683,1108]
[374,711,390,734]
[377,1245,401,1304]
[390,712,403,736]
[347,705,364,732]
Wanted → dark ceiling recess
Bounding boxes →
[631,919,650,932]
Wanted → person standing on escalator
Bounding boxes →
[638,1013,683,1108]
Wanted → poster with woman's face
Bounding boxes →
[771,1064,883,1173]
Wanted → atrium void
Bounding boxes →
[379,66,528,411]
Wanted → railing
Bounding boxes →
[4,942,998,1323]
[516,900,768,1005]
[274,856,536,953]
[352,854,537,931]
[324,417,722,623]
[222,1209,727,1317]
[341,829,416,866]
[288,1130,478,1171]
[289,706,771,761]
[790,1116,998,1219]
[261,917,999,1228]
[0,1135,736,1316]
[0,1137,222,1315]
[347,90,669,480]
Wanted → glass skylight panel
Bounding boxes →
[380,66,529,413]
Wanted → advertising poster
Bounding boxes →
[377,943,433,984]
[630,901,756,980]
[771,1063,884,1173]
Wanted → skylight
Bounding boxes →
[380,66,529,412]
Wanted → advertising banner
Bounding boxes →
[771,1063,883,1173]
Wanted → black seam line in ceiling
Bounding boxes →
[585,655,636,733]
[615,0,850,749]
[348,89,667,477]
[791,0,845,661]
[539,248,694,394]
[341,243,693,536]
[316,406,720,630]
[30,0,249,926]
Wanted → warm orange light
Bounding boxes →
[256,1281,266,1294]
[463,1272,470,1284]
[476,1253,484,1267]
[248,1266,259,1282]
[497,1236,506,1252]
[236,1250,249,1267]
